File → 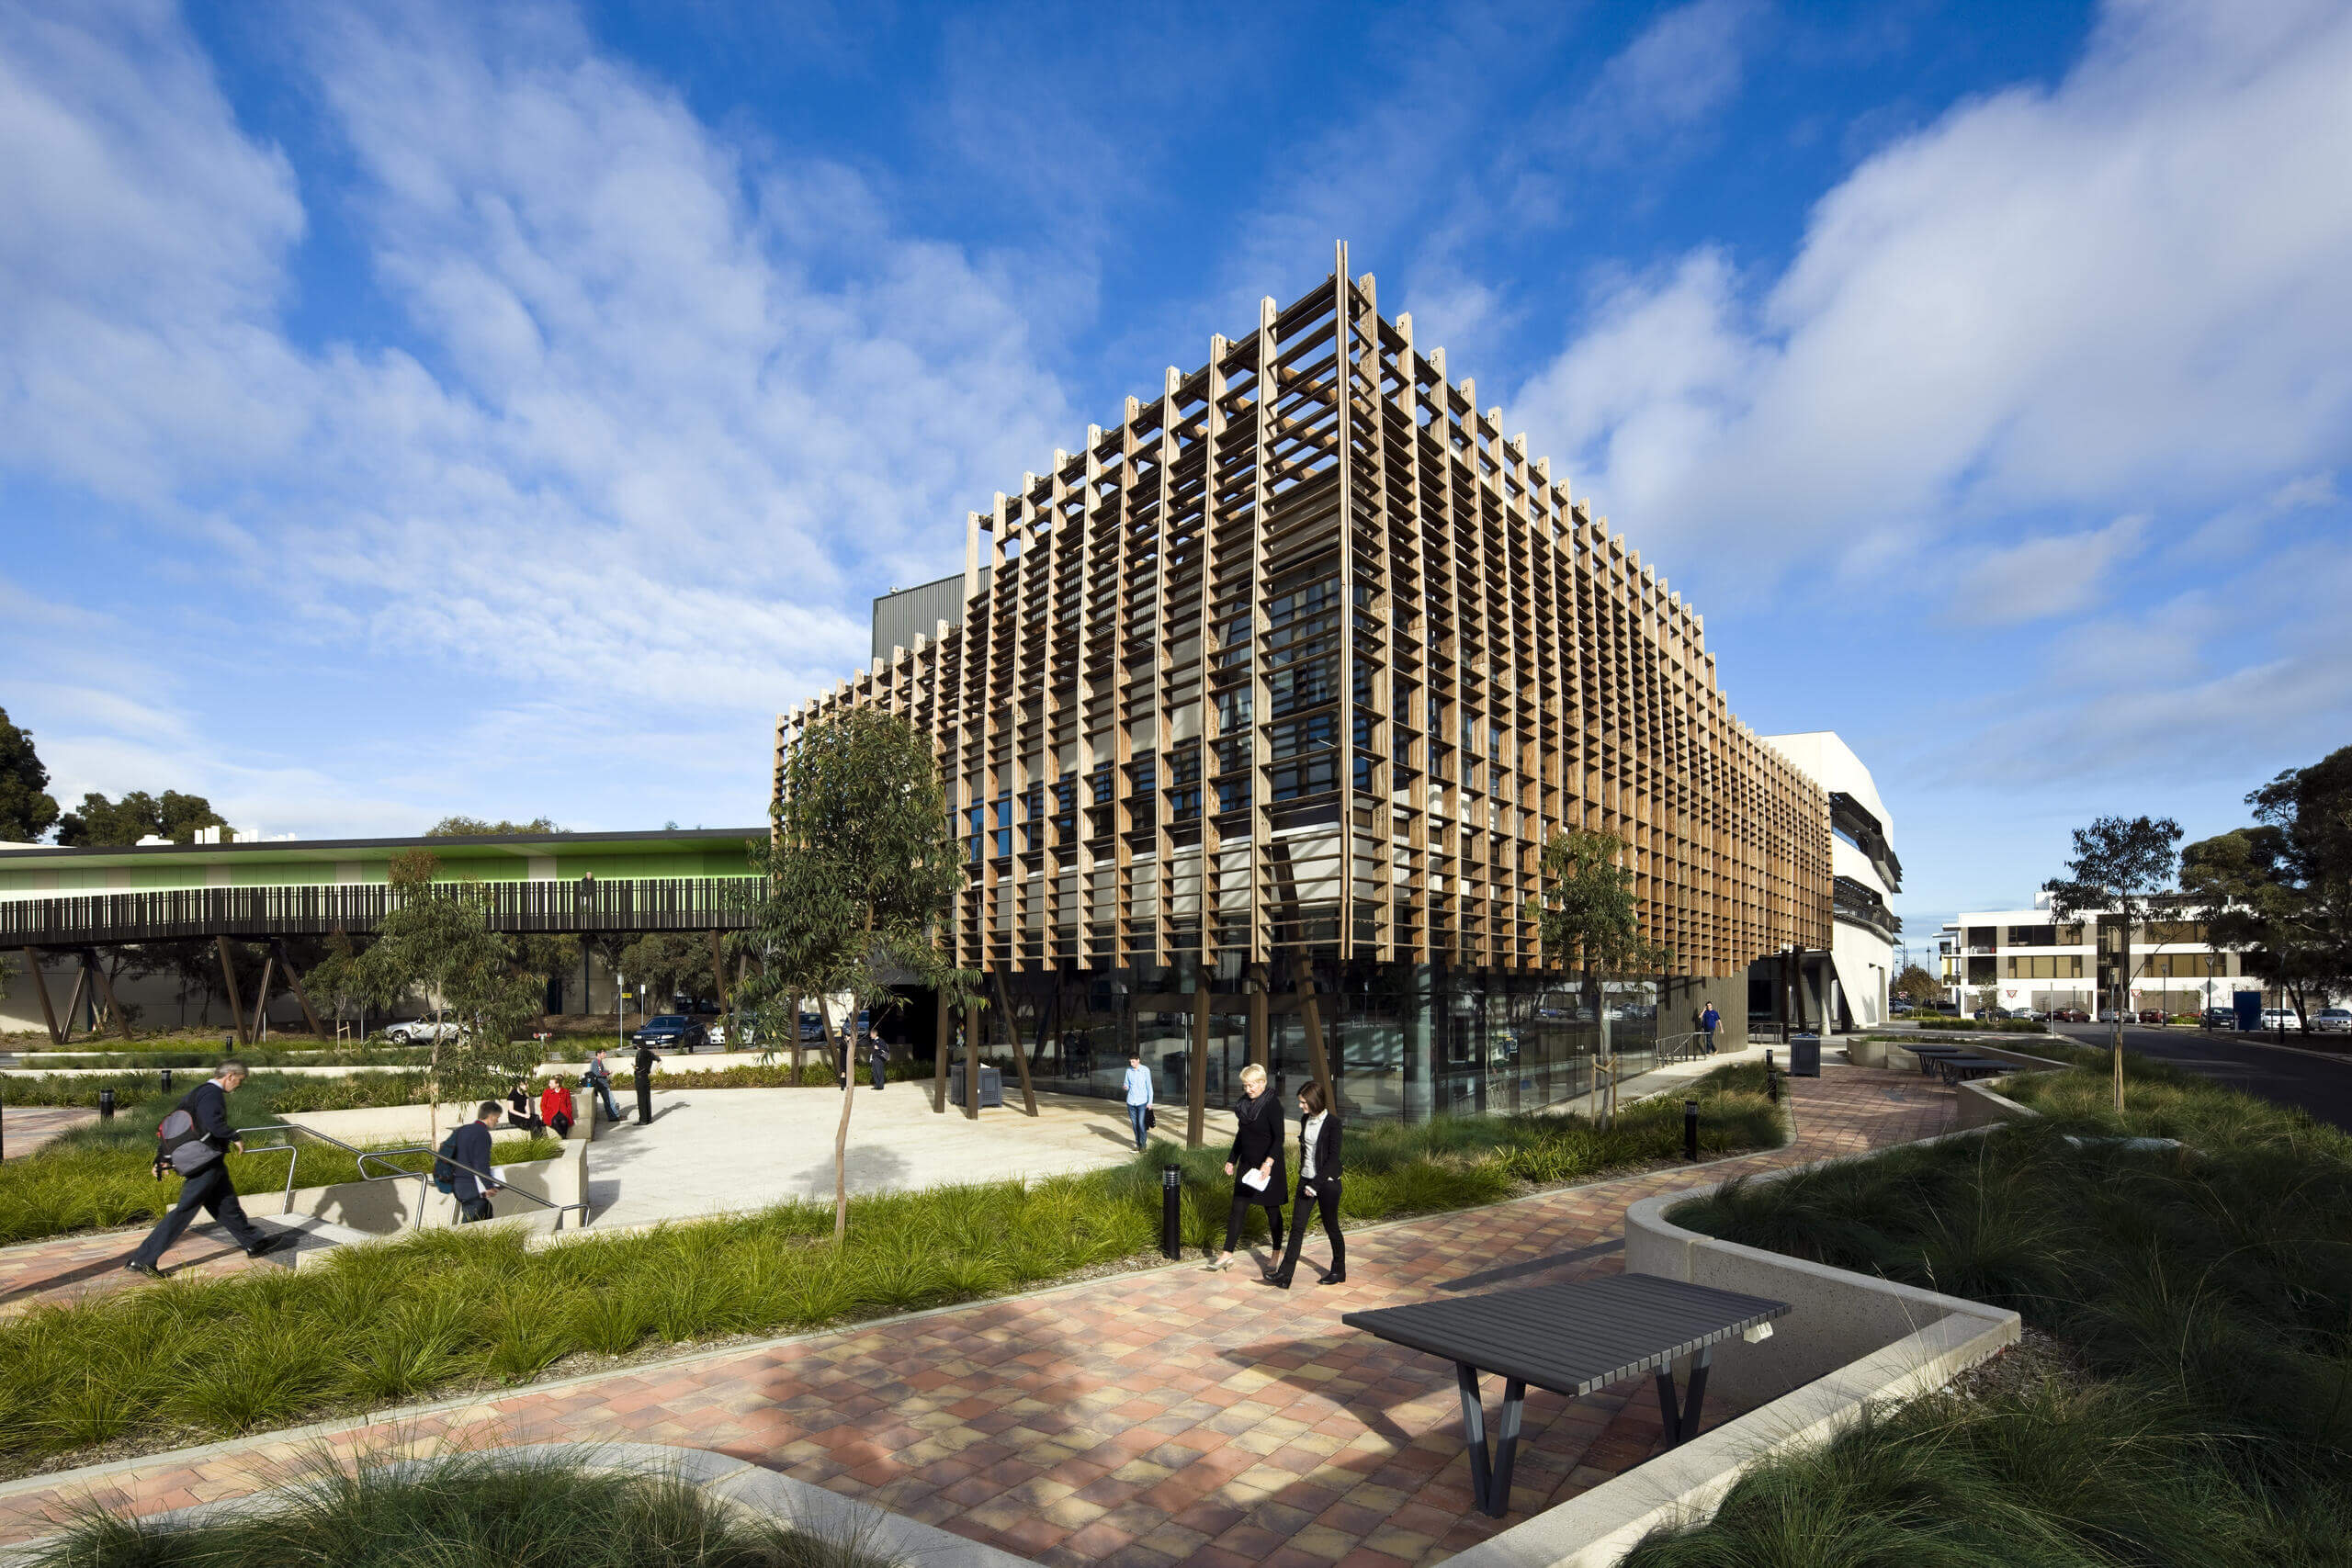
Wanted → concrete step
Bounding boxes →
[243,1213,378,1269]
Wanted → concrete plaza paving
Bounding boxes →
[0,1063,1956,1566]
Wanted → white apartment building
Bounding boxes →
[1937,894,2261,1018]
[1761,731,1901,1031]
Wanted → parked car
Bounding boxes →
[2136,1010,2165,1025]
[630,1014,710,1053]
[2053,1008,2091,1023]
[2201,1007,2237,1028]
[381,1019,460,1044]
[2313,1008,2352,1033]
[798,1012,825,1042]
[2260,1007,2306,1031]
[706,1018,759,1049]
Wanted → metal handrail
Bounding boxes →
[1652,1030,1718,1066]
[233,1121,587,1231]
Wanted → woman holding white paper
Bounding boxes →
[1204,1062,1286,1271]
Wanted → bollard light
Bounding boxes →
[1683,1099,1699,1161]
[1160,1165,1184,1260]
[99,1088,116,1122]
[160,1068,173,1094]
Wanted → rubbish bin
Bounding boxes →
[948,1064,1004,1109]
[1788,1032,1822,1077]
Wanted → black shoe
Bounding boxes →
[1317,1271,1349,1285]
[246,1234,293,1259]
[1258,1274,1294,1289]
[123,1260,164,1279]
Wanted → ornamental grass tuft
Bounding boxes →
[23,1442,903,1568]
[1635,1053,2352,1567]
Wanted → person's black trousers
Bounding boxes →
[635,1081,653,1123]
[128,1162,265,1269]
[457,1193,495,1224]
[1225,1186,1285,1255]
[1271,1179,1344,1285]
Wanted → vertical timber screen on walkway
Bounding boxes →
[784,246,1831,1122]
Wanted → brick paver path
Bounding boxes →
[0,1066,1953,1564]
[1,1107,96,1161]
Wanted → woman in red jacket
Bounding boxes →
[538,1077,577,1138]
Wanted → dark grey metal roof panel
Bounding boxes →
[1342,1273,1789,1397]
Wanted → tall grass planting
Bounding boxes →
[0,1064,1780,1467]
[1632,1054,2352,1567]
[24,1443,901,1568]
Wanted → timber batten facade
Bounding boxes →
[784,254,1830,989]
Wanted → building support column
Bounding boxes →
[248,946,277,1041]
[711,930,729,1015]
[57,962,91,1045]
[963,998,983,1120]
[933,988,951,1114]
[1188,981,1210,1148]
[85,948,136,1042]
[21,949,61,1044]
[992,969,1039,1116]
[274,940,326,1038]
[217,935,251,1046]
[1247,963,1269,1072]
[1290,954,1337,1114]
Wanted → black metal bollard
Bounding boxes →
[1160,1165,1184,1260]
[1683,1099,1699,1161]
[98,1088,116,1122]
[160,1068,173,1094]
[1765,1050,1779,1105]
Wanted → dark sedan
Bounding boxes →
[630,1014,709,1053]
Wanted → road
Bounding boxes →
[2051,1022,2352,1133]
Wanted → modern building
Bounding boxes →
[786,248,1840,1140]
[0,829,762,1041]
[1758,733,1901,1032]
[1936,894,2257,1018]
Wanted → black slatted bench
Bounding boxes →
[1341,1272,1790,1517]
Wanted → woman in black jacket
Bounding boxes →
[1264,1080,1345,1287]
[1204,1062,1285,1271]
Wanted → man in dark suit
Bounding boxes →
[632,1040,662,1124]
[450,1101,504,1223]
[125,1060,291,1276]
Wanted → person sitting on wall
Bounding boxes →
[539,1077,577,1138]
[505,1077,546,1134]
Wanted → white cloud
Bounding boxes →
[0,0,1075,722]
[1566,0,1761,163]
[1516,0,2352,571]
[1954,513,2146,625]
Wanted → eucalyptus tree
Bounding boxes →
[1526,827,1669,1127]
[2043,814,2182,1112]
[732,707,979,1242]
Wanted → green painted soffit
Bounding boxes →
[0,829,767,885]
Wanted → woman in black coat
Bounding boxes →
[1264,1079,1345,1288]
[1204,1062,1285,1271]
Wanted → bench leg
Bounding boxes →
[1454,1365,1531,1518]
[1654,1346,1713,1448]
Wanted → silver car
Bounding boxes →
[2314,1008,2352,1033]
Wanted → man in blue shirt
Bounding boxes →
[1123,1052,1154,1151]
[1701,1003,1721,1054]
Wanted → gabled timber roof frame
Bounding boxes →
[784,244,1831,979]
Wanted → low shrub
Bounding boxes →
[1640,1055,2352,1566]
[21,1043,433,1070]
[1894,1015,2049,1033]
[24,1443,900,1568]
[0,1064,1782,1463]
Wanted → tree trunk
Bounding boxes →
[820,995,854,1244]
[2110,977,2124,1115]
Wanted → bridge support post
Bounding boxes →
[217,935,251,1045]
[20,948,62,1045]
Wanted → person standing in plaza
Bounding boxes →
[124,1059,291,1277]
[1701,1002,1721,1055]
[1204,1062,1284,1272]
[868,1032,889,1091]
[584,1049,623,1123]
[1123,1051,1154,1152]
[1263,1080,1345,1288]
[632,1038,662,1124]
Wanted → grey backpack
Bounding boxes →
[153,1102,221,1176]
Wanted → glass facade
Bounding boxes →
[970,960,1670,1125]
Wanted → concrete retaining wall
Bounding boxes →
[277,1129,588,1236]
[1442,1163,2020,1568]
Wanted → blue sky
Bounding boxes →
[3,0,2348,948]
